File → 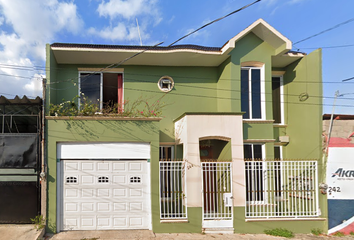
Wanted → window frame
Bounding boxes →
[241,66,265,120]
[78,71,124,110]
[244,143,266,204]
[272,75,284,124]
[274,145,283,198]
[159,145,174,161]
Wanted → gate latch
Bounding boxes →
[223,193,233,207]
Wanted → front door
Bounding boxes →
[201,162,233,229]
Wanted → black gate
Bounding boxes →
[0,96,42,223]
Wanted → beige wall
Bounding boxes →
[175,114,245,207]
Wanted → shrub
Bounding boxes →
[311,228,323,236]
[264,228,294,238]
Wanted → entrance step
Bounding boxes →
[202,227,234,234]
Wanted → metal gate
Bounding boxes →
[0,134,40,223]
[202,162,232,228]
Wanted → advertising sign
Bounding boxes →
[327,147,354,200]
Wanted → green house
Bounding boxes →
[45,19,325,234]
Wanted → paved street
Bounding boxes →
[45,230,354,240]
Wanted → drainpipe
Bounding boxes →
[41,78,47,218]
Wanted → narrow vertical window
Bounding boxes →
[241,67,263,119]
[241,69,250,119]
[272,76,282,124]
[159,146,174,161]
[244,144,264,202]
[274,146,282,197]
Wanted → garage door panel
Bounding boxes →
[62,159,150,230]
[113,217,127,227]
[113,202,127,212]
[81,217,95,228]
[113,162,126,171]
[82,202,94,212]
[65,162,79,171]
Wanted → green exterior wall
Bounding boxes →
[46,29,324,234]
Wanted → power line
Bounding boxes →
[47,78,354,104]
[297,43,354,50]
[168,0,262,46]
[294,17,354,45]
[0,73,41,80]
[342,76,354,82]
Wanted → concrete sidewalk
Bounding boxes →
[45,230,354,240]
[0,224,44,240]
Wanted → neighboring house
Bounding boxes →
[45,19,325,234]
[323,114,354,234]
[0,95,42,223]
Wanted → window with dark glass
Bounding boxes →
[98,176,109,183]
[244,144,264,202]
[80,72,123,111]
[159,146,174,161]
[130,176,141,183]
[274,146,282,197]
[272,77,282,123]
[66,176,77,184]
[241,68,262,119]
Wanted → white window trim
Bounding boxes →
[242,66,266,120]
[78,71,124,110]
[244,143,266,204]
[272,75,285,125]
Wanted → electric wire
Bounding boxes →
[294,17,354,45]
[168,0,262,46]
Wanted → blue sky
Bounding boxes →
[0,0,353,114]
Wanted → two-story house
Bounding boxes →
[45,19,325,234]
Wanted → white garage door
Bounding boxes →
[61,159,150,230]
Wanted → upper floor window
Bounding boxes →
[79,72,123,111]
[272,76,284,124]
[241,67,265,119]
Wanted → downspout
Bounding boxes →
[41,78,47,218]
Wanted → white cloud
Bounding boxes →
[88,22,149,42]
[91,0,159,43]
[97,0,160,23]
[24,74,43,97]
[0,0,82,97]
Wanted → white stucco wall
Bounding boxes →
[175,114,245,207]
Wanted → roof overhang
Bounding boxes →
[51,19,298,68]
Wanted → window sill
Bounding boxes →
[245,217,325,222]
[160,219,189,223]
[273,124,288,128]
[243,120,274,124]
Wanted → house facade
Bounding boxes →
[45,19,325,234]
